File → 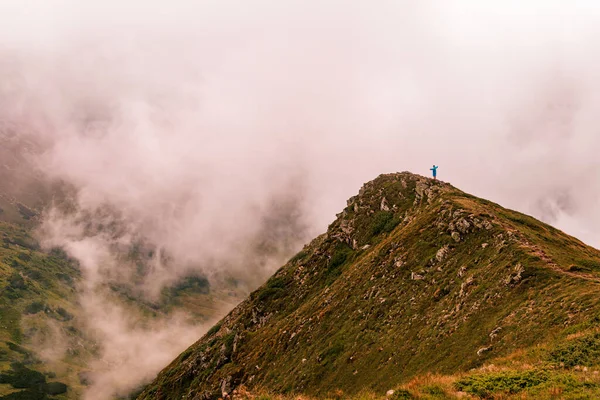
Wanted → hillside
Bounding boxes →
[0,221,246,400]
[140,172,600,400]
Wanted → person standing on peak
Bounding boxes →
[430,165,438,180]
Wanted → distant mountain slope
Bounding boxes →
[0,223,248,400]
[0,222,78,399]
[139,172,600,399]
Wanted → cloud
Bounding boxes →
[3,1,600,398]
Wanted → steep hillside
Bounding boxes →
[140,172,600,399]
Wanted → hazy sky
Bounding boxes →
[3,1,600,398]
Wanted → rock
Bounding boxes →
[451,232,461,242]
[504,264,524,286]
[361,244,371,250]
[481,243,488,249]
[489,327,502,340]
[458,266,467,277]
[436,245,450,262]
[477,346,492,356]
[483,220,493,230]
[411,272,424,280]
[380,197,390,211]
[221,376,232,398]
[386,390,395,397]
[459,276,475,297]
[456,218,471,234]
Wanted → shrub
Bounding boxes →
[290,250,308,264]
[25,301,46,315]
[257,287,285,302]
[206,322,223,337]
[455,370,550,398]
[55,307,73,321]
[0,389,48,400]
[43,381,68,395]
[391,389,414,399]
[550,332,600,368]
[7,273,26,290]
[574,259,600,272]
[0,363,46,389]
[370,212,400,237]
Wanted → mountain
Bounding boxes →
[139,172,600,400]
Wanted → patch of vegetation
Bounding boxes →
[54,307,73,321]
[0,363,46,388]
[370,212,400,237]
[0,390,48,400]
[290,250,308,264]
[206,322,223,337]
[43,381,68,395]
[324,244,354,284]
[573,259,600,272]
[168,275,210,295]
[455,369,550,397]
[319,341,345,366]
[257,276,290,303]
[550,332,600,368]
[390,389,415,399]
[24,301,46,315]
[16,204,37,220]
[7,273,26,290]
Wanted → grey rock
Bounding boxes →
[451,231,461,242]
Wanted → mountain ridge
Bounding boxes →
[139,172,600,399]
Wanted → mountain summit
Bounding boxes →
[140,172,600,399]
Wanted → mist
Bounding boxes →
[2,0,600,398]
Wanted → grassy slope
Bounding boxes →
[139,172,600,400]
[0,221,79,399]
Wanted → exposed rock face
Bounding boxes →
[139,172,600,400]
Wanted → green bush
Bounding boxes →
[574,259,600,272]
[324,244,354,285]
[257,287,285,302]
[290,250,308,264]
[43,381,68,395]
[391,389,414,399]
[7,273,26,290]
[0,389,48,400]
[54,307,73,321]
[370,212,400,237]
[24,301,46,315]
[422,384,446,396]
[206,322,222,337]
[0,363,46,389]
[455,369,550,398]
[16,253,31,262]
[169,275,210,295]
[6,342,28,355]
[550,332,600,368]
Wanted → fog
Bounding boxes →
[2,1,600,398]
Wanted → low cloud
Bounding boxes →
[2,1,600,398]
